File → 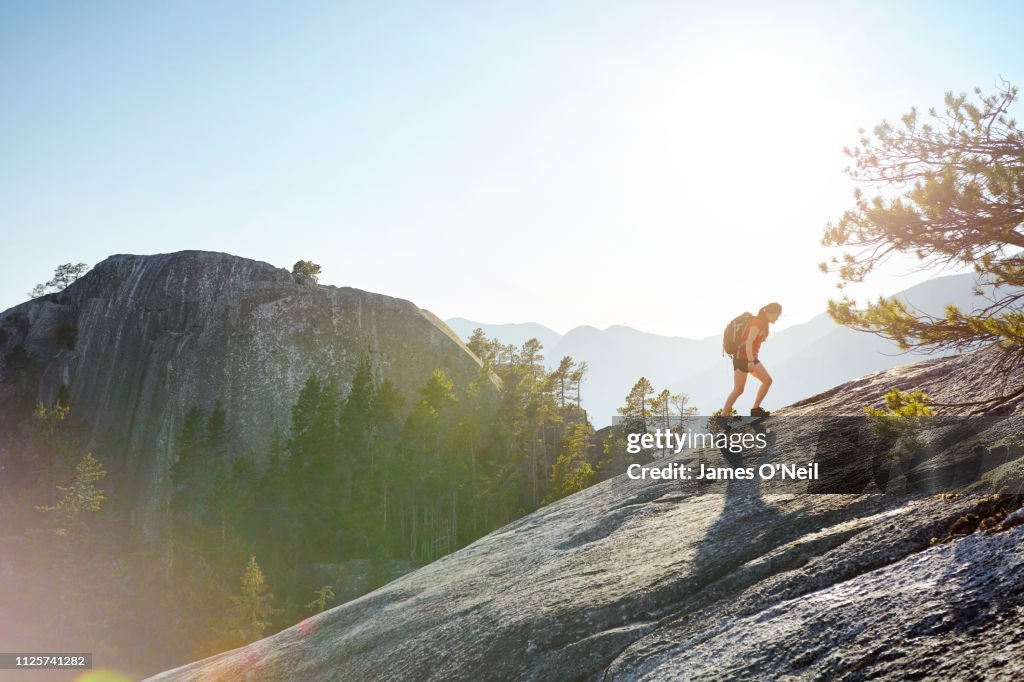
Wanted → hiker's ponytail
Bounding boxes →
[757,302,782,322]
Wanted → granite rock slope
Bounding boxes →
[147,347,1024,681]
[0,251,484,533]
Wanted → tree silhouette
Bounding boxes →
[822,80,1024,411]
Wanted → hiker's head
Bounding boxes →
[758,302,782,323]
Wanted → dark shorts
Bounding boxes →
[732,357,757,372]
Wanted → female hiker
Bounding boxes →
[721,302,782,420]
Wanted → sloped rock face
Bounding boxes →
[0,251,483,533]
[148,348,1024,681]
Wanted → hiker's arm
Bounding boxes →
[744,326,758,364]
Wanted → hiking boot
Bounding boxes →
[750,407,770,418]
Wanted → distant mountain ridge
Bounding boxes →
[445,318,562,352]
[448,272,1013,424]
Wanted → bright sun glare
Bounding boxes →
[602,32,851,333]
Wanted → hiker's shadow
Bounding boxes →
[693,425,788,581]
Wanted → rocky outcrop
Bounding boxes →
[148,347,1024,681]
[0,251,484,534]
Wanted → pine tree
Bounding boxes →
[291,260,322,282]
[369,378,405,551]
[35,452,124,648]
[670,392,698,419]
[170,405,205,520]
[31,401,74,505]
[340,353,377,507]
[289,375,325,467]
[569,362,588,412]
[286,376,343,562]
[305,585,335,614]
[619,377,655,434]
[402,370,460,562]
[467,328,500,366]
[520,339,545,392]
[37,452,107,535]
[225,555,279,644]
[603,378,657,474]
[28,262,89,297]
[544,422,596,503]
[551,356,575,411]
[822,81,1024,411]
[205,401,230,457]
[418,369,458,414]
[647,390,671,456]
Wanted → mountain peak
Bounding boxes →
[0,250,484,536]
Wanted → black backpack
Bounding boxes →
[722,312,754,357]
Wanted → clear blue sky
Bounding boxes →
[3,1,1023,337]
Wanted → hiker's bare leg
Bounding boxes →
[722,369,748,416]
[750,363,773,409]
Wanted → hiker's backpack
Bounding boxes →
[722,312,754,357]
